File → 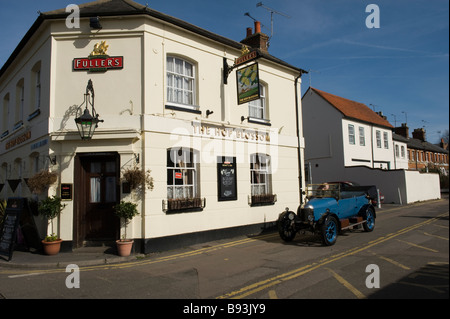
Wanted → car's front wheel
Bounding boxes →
[321,215,338,246]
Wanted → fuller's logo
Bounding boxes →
[73,41,123,72]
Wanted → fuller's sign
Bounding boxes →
[73,41,123,72]
[73,56,123,72]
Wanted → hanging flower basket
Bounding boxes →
[26,170,57,194]
[122,167,154,193]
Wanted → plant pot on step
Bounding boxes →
[42,239,63,255]
[116,239,134,257]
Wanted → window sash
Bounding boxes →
[250,154,271,195]
[249,85,266,119]
[167,148,199,199]
[359,127,365,146]
[383,132,389,149]
[348,124,355,145]
[376,131,381,148]
[35,70,41,109]
[167,57,195,106]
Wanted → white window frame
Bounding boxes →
[166,56,196,108]
[383,131,389,149]
[376,130,381,148]
[35,69,41,109]
[248,84,268,121]
[359,126,365,146]
[250,154,272,196]
[167,148,200,199]
[348,124,355,145]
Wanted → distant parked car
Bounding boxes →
[278,183,376,246]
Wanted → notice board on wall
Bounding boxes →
[217,156,237,201]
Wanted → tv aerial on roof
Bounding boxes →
[256,2,291,39]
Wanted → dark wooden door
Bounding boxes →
[74,153,120,247]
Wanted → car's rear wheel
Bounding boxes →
[363,207,375,232]
[278,212,297,242]
[321,215,338,246]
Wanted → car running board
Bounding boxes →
[340,217,366,231]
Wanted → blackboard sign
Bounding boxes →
[0,204,21,261]
[217,156,237,201]
[0,198,41,261]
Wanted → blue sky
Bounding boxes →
[0,0,448,143]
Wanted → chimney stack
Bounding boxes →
[241,21,269,53]
[412,128,426,141]
[394,123,409,138]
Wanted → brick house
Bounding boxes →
[394,125,449,175]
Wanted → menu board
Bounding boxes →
[217,156,237,201]
[0,209,21,261]
[0,198,41,261]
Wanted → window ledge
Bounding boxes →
[248,117,271,126]
[248,194,277,207]
[165,103,201,115]
[163,197,206,213]
[28,109,41,121]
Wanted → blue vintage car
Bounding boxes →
[278,183,376,246]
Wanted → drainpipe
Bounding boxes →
[294,72,306,204]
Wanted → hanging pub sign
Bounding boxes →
[236,62,260,105]
[73,41,123,72]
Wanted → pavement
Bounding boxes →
[0,201,439,269]
[0,245,146,269]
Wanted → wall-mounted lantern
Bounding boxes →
[74,79,103,140]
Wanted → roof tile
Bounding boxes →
[311,87,393,129]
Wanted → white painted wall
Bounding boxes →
[342,166,440,204]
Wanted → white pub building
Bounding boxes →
[0,0,307,253]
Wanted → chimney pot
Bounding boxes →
[254,21,261,33]
[246,27,253,37]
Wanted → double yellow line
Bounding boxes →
[0,232,278,276]
[216,211,449,299]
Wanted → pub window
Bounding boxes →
[167,148,200,200]
[15,79,24,128]
[166,56,197,108]
[250,154,276,206]
[401,145,405,158]
[395,145,399,157]
[35,69,41,109]
[348,124,355,145]
[2,93,10,136]
[248,83,268,121]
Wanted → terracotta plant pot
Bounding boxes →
[41,239,62,255]
[116,239,134,257]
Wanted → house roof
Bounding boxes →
[0,0,306,78]
[408,137,449,154]
[309,87,394,129]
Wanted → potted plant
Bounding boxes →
[38,196,66,255]
[113,201,139,256]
